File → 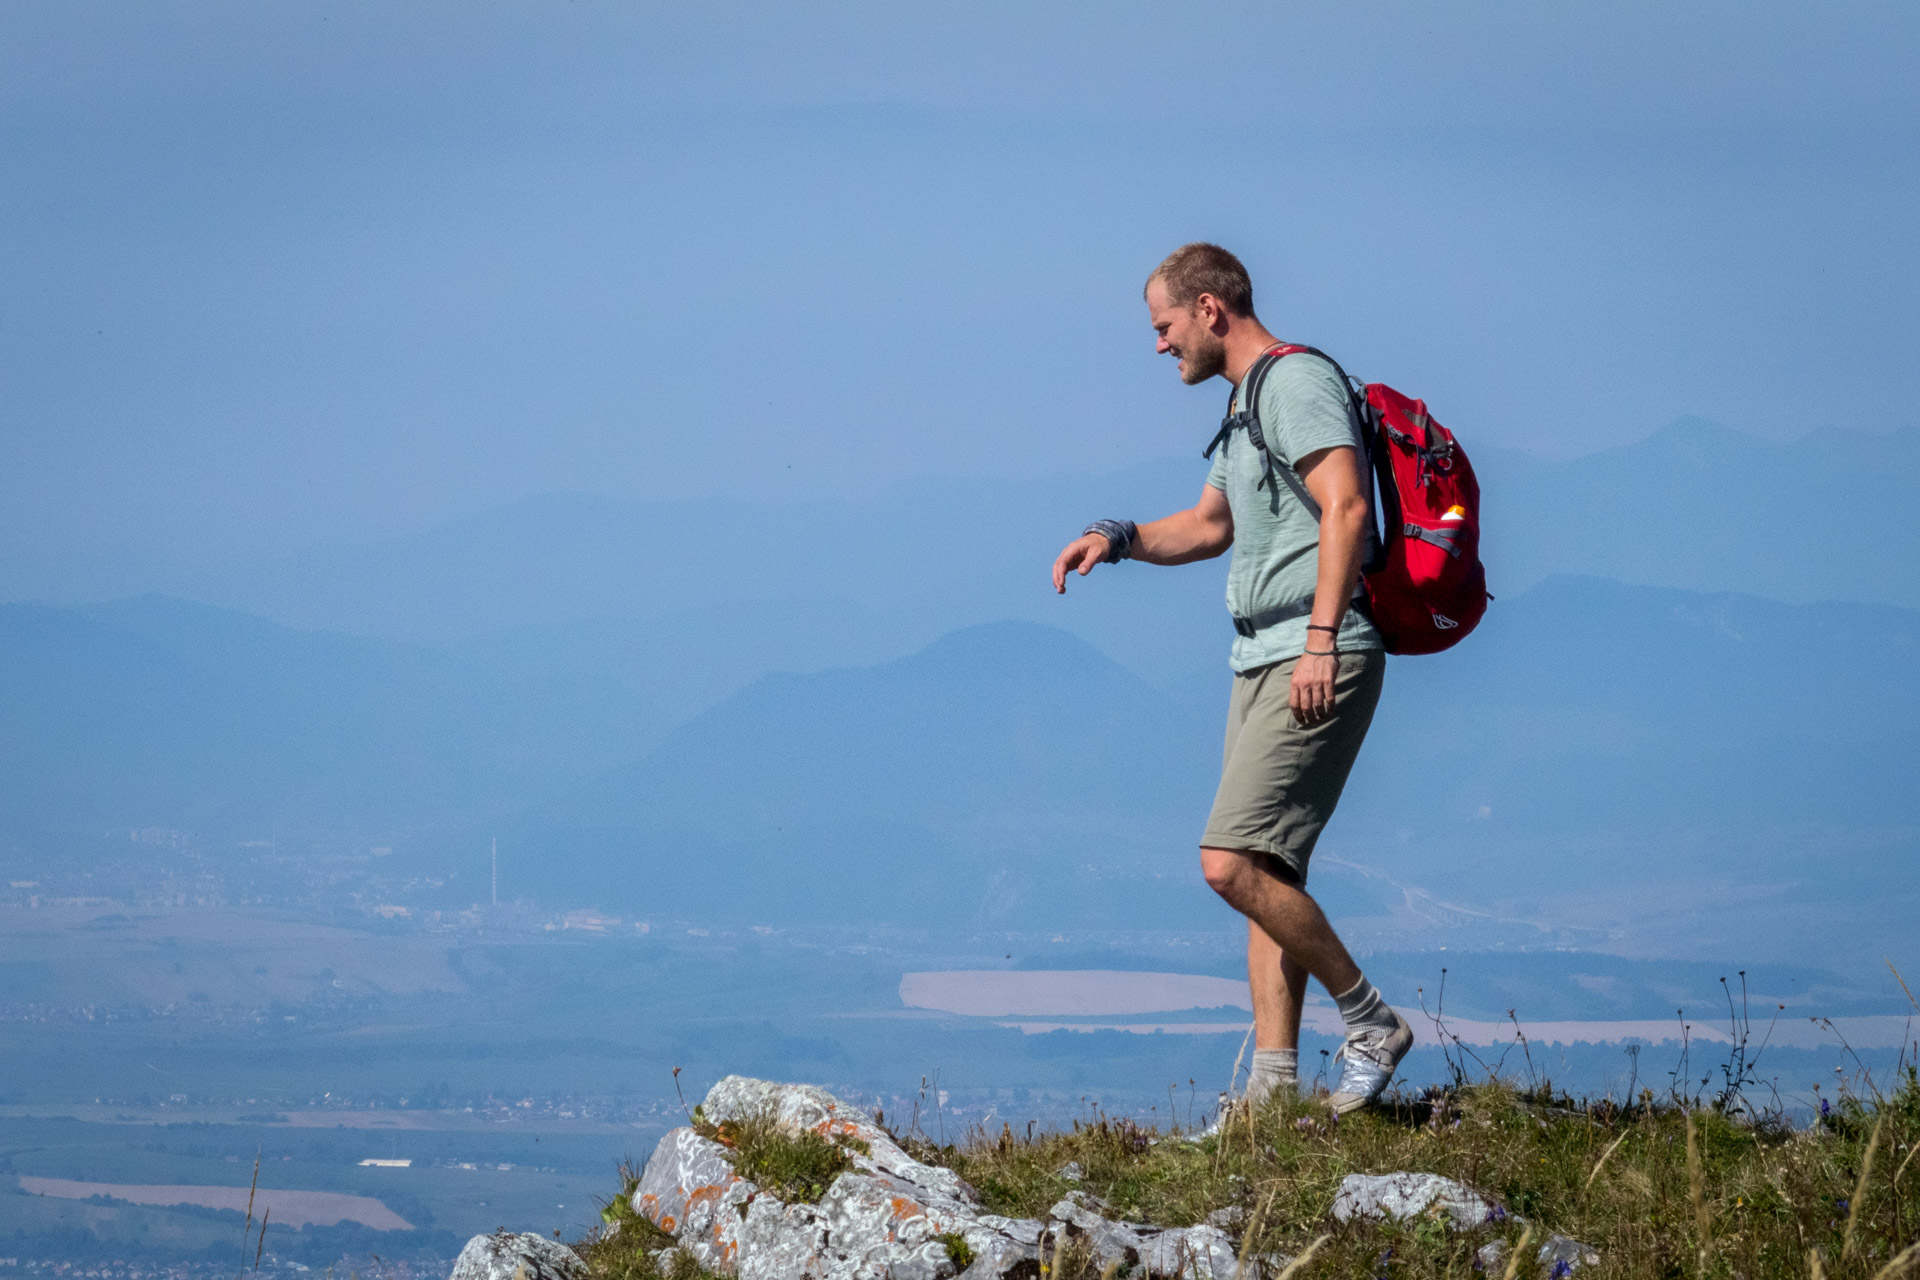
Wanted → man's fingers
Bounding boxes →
[1051,546,1078,593]
[1053,538,1105,592]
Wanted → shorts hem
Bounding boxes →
[1199,834,1308,880]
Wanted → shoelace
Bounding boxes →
[1332,1034,1395,1090]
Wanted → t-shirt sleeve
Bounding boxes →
[1259,355,1360,465]
[1206,447,1228,490]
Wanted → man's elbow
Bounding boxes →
[1328,494,1370,533]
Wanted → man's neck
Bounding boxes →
[1223,322,1284,386]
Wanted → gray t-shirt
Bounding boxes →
[1206,350,1385,672]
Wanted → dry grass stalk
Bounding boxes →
[1809,1246,1826,1280]
[1873,1240,1920,1280]
[1585,1129,1630,1190]
[1886,958,1919,1015]
[1498,1224,1534,1280]
[1895,1138,1919,1189]
[1842,1112,1886,1261]
[1272,1233,1329,1280]
[1227,1022,1254,1110]
[1686,1110,1711,1253]
[1098,1262,1121,1280]
[1233,1187,1278,1280]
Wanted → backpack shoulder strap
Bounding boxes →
[1245,345,1387,571]
[1238,345,1323,521]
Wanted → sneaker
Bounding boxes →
[1191,1094,1243,1140]
[1327,1008,1414,1114]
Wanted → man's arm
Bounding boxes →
[1052,484,1233,593]
[1289,444,1371,725]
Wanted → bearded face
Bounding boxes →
[1148,279,1231,386]
[1175,324,1228,384]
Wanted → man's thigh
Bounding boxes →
[1201,650,1386,881]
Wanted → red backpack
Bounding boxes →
[1226,345,1488,655]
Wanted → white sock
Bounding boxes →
[1245,1048,1298,1104]
[1332,976,1398,1035]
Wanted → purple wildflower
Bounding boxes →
[1550,1261,1574,1279]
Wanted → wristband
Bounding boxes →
[1306,624,1339,633]
[1083,519,1138,563]
[1303,648,1338,657]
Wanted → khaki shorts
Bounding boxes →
[1200,649,1385,883]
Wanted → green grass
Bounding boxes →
[579,1068,1920,1278]
[910,1069,1920,1278]
[691,1103,861,1204]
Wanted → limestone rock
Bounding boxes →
[703,1075,979,1211]
[1136,1224,1241,1278]
[449,1232,585,1280]
[1330,1172,1502,1230]
[632,1126,756,1273]
[1537,1233,1602,1273]
[1048,1194,1144,1271]
[1204,1205,1247,1231]
[633,1076,1293,1278]
[635,1078,1044,1279]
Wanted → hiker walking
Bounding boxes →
[1052,243,1415,1114]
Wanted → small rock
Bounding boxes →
[449,1232,585,1280]
[1055,1160,1084,1183]
[1537,1233,1601,1273]
[1138,1224,1240,1278]
[1205,1205,1247,1231]
[1476,1239,1508,1271]
[1330,1172,1502,1230]
[1049,1194,1143,1270]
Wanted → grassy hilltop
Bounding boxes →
[582,1066,1920,1280]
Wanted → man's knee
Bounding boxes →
[1200,846,1252,900]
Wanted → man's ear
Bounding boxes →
[1195,293,1228,333]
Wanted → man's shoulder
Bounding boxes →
[1260,348,1349,401]
[1256,349,1354,443]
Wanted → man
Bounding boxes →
[1051,243,1412,1115]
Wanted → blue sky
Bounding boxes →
[3,1,1916,599]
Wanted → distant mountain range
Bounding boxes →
[4,417,1914,958]
[501,576,1918,946]
[129,416,1915,720]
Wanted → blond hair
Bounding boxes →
[1146,242,1255,316]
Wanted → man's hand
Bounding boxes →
[1052,534,1112,593]
[1290,651,1338,727]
